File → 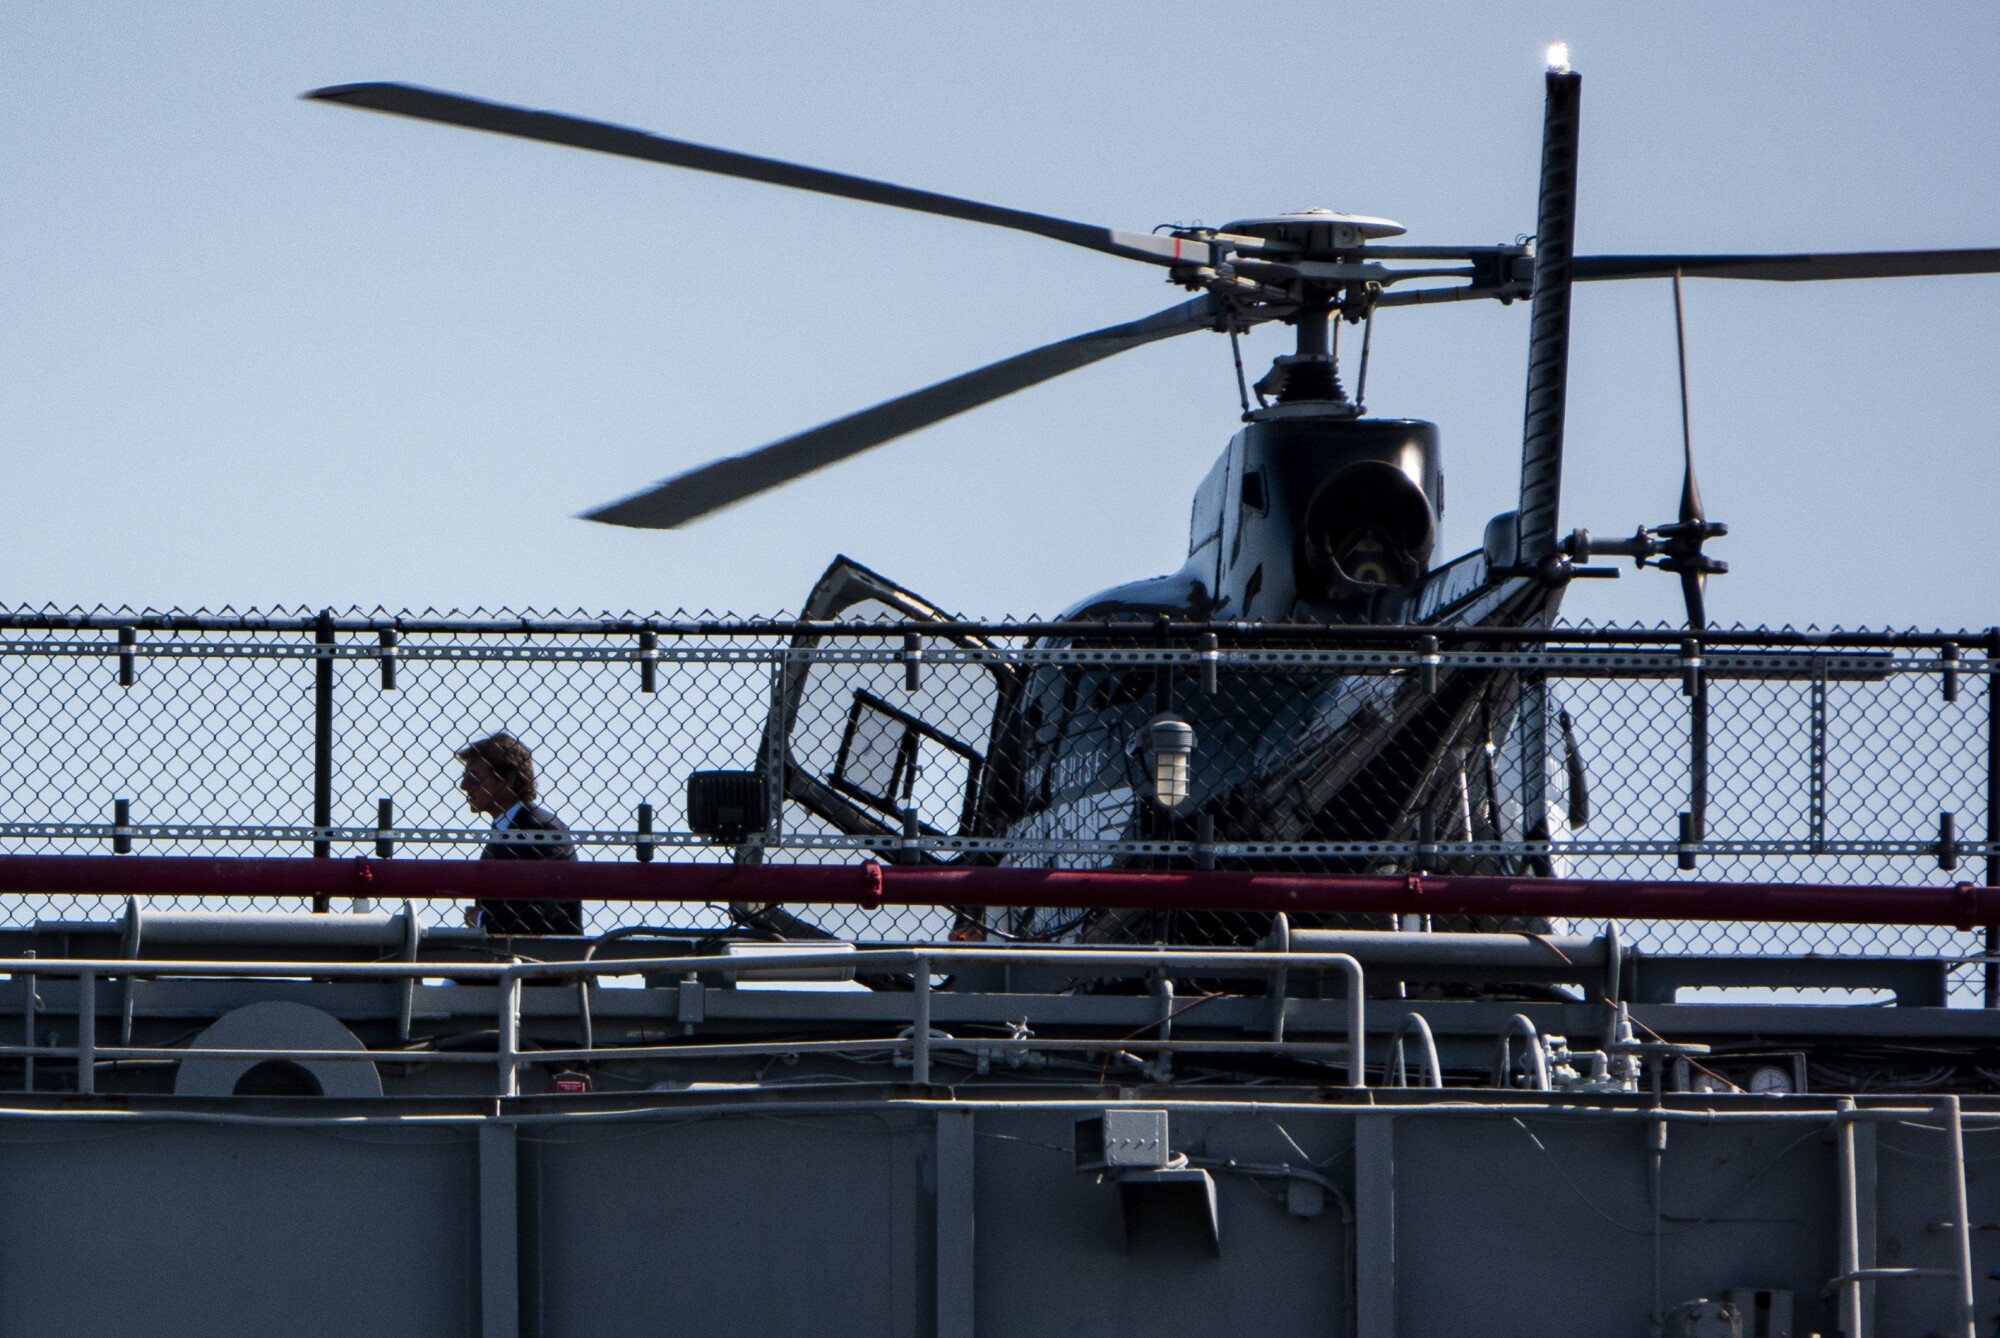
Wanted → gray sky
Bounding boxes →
[4,3,1997,628]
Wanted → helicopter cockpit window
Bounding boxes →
[831,690,984,832]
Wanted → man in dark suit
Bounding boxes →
[456,732,583,935]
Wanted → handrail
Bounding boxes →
[0,947,1368,1098]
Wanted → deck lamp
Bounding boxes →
[1146,714,1196,812]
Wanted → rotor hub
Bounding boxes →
[1221,210,1406,260]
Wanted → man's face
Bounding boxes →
[459,756,512,817]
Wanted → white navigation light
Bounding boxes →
[1146,715,1195,812]
[1546,41,1571,75]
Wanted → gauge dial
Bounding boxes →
[1747,1065,1795,1095]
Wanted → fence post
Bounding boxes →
[1985,630,1999,1008]
[312,609,335,910]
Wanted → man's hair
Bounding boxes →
[456,732,538,804]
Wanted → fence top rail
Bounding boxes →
[0,639,1964,678]
[0,610,1994,650]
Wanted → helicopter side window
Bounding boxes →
[830,689,984,832]
[1240,469,1268,513]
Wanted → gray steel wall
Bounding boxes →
[0,1096,1986,1337]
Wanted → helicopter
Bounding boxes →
[309,55,2000,933]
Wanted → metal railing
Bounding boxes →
[0,946,1366,1096]
[1,607,1996,991]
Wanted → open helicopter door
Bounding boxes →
[761,557,1015,872]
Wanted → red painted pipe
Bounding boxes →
[0,855,1990,928]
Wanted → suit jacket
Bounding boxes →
[480,803,577,862]
[477,803,582,934]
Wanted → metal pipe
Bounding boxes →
[0,947,1366,981]
[122,906,414,948]
[496,974,520,1099]
[1287,928,1612,969]
[1267,913,1289,1043]
[1942,1096,1978,1338]
[8,856,2000,927]
[7,608,1997,649]
[75,969,95,1096]
[1387,1012,1442,1089]
[1492,1014,1549,1091]
[1346,979,1365,1089]
[912,955,931,1086]
[19,950,34,1094]
[1835,1096,1864,1338]
[0,1096,1986,1127]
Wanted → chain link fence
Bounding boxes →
[0,608,1993,993]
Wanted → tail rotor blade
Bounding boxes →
[1680,568,1707,634]
[1577,248,2000,283]
[585,294,1228,528]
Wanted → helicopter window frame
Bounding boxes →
[829,688,986,829]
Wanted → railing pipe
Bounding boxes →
[1834,1097,1865,1338]
[1943,1096,1978,1338]
[0,947,1368,1096]
[6,857,2000,928]
[496,973,520,1099]
[912,954,931,1086]
[75,969,95,1096]
[20,949,34,1094]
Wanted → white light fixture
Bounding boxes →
[1546,41,1572,75]
[1146,715,1196,812]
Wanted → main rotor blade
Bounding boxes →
[1671,270,1702,527]
[585,294,1227,529]
[306,82,1211,269]
[1576,249,2000,283]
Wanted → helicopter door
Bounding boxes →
[768,556,1014,860]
